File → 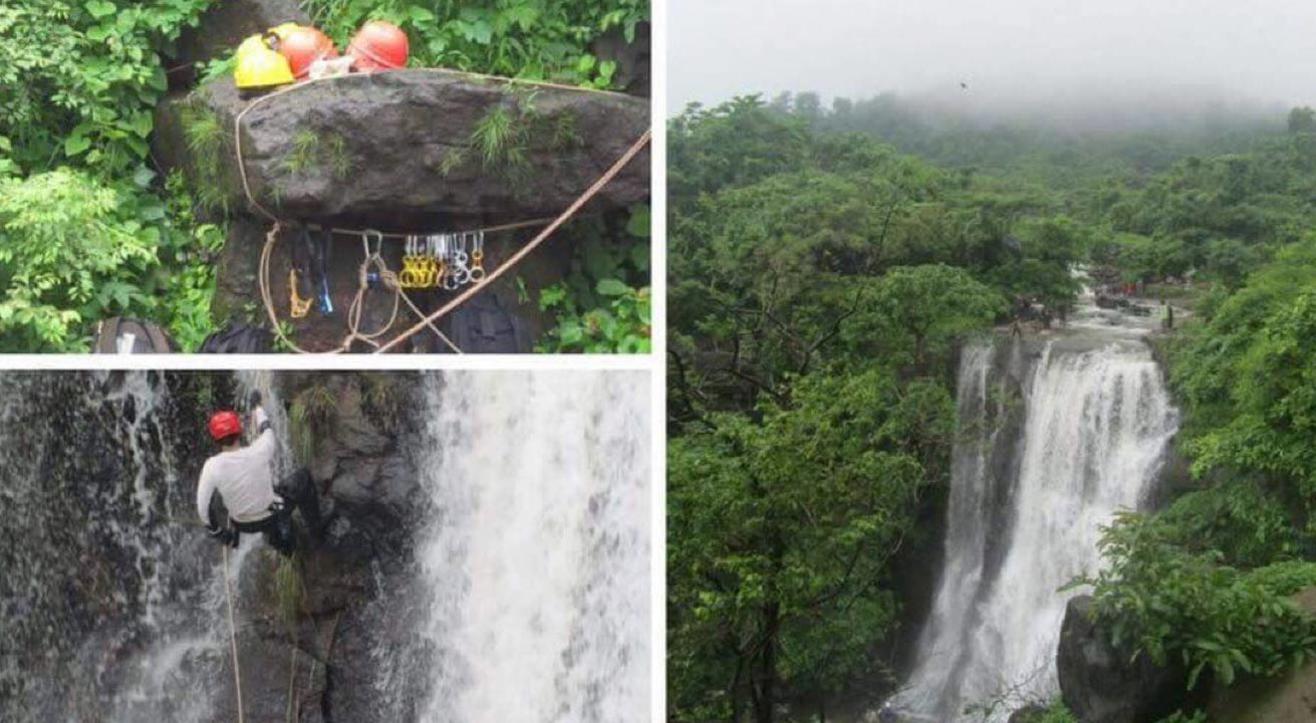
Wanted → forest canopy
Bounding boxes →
[668,91,1316,721]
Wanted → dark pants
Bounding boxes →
[232,468,322,556]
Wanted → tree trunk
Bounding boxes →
[753,602,781,723]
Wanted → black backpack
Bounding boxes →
[93,317,176,354]
[199,323,275,353]
[443,293,534,353]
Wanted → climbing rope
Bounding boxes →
[222,545,246,723]
[373,128,652,354]
[235,69,650,354]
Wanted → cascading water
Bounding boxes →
[0,371,286,723]
[415,371,651,722]
[890,308,1179,720]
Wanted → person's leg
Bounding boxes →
[274,467,323,541]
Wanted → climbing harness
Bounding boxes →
[222,545,246,723]
[235,70,650,354]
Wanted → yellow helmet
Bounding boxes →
[268,22,303,41]
[234,34,295,92]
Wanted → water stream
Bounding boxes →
[416,370,651,722]
[0,370,650,722]
[890,303,1179,720]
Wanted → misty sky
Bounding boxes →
[671,0,1316,115]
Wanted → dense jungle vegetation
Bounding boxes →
[668,93,1316,721]
[0,0,647,351]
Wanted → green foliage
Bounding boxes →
[290,385,337,464]
[537,211,650,353]
[537,279,650,353]
[301,0,647,88]
[272,551,306,629]
[0,0,212,177]
[0,1,223,350]
[1077,512,1316,689]
[668,367,953,720]
[0,169,159,350]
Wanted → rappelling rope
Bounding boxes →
[222,545,246,723]
[372,127,652,354]
[235,71,649,354]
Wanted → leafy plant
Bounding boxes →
[536,209,650,353]
[1075,512,1316,689]
[537,278,650,353]
[301,0,648,88]
[0,169,159,350]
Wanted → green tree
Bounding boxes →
[669,367,954,722]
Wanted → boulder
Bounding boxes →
[153,69,650,224]
[1057,595,1205,722]
[1206,586,1316,722]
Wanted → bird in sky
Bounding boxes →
[960,81,969,90]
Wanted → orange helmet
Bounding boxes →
[278,26,339,79]
[348,21,409,72]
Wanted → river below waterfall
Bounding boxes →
[0,370,650,723]
[888,300,1179,721]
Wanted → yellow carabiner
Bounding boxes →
[289,269,312,318]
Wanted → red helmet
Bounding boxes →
[279,26,339,79]
[348,21,409,72]
[208,410,242,442]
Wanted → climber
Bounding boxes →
[197,394,322,556]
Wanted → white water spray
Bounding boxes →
[416,371,650,722]
[893,332,1178,720]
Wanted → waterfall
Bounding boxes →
[0,371,284,723]
[892,334,1178,721]
[415,371,651,722]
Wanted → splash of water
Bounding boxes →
[416,371,651,722]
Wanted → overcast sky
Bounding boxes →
[670,0,1316,117]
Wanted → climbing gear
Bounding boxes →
[209,524,239,548]
[93,317,175,354]
[234,33,295,94]
[209,410,243,441]
[276,25,339,80]
[373,128,653,354]
[199,323,275,353]
[347,20,409,72]
[290,226,335,314]
[229,65,649,354]
[221,545,246,723]
[288,270,313,318]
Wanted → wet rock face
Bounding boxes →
[155,70,650,224]
[1057,595,1205,722]
[226,373,431,722]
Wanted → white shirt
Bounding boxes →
[196,408,278,525]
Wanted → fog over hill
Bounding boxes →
[671,0,1316,133]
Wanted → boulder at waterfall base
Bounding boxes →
[1057,595,1207,722]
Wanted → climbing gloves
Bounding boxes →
[209,524,239,548]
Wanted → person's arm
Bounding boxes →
[196,463,217,526]
[248,405,276,462]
